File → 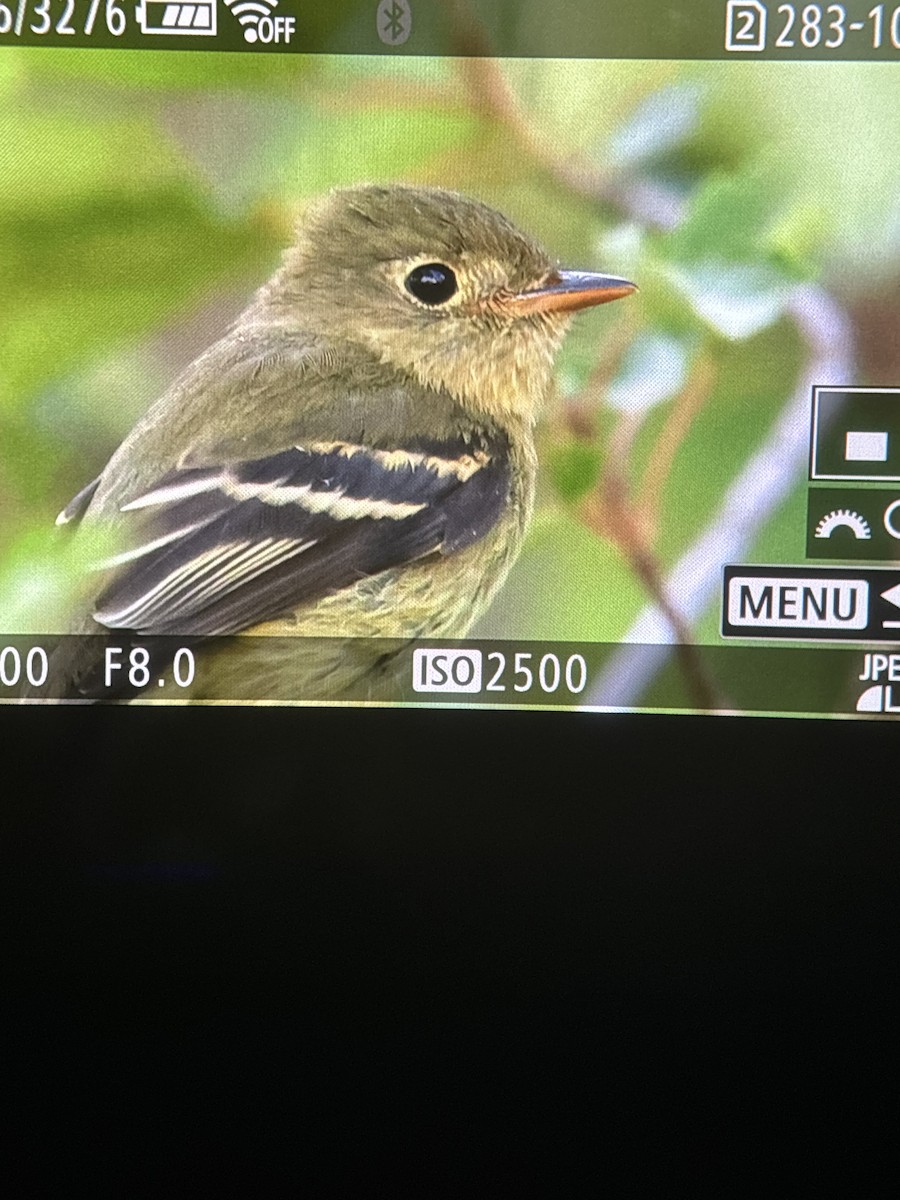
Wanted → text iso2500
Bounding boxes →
[412,648,588,696]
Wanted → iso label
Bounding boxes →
[413,648,588,696]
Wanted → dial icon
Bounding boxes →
[814,509,872,540]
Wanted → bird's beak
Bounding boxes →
[507,270,637,317]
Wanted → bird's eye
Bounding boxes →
[404,263,458,306]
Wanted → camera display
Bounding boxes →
[3,3,899,716]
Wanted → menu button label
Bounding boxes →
[726,574,868,632]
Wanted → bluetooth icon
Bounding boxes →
[377,0,411,46]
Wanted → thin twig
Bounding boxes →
[455,54,622,211]
[579,481,725,711]
[448,12,685,229]
[638,351,718,542]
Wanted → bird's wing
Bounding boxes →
[89,435,510,636]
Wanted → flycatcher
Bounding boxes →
[53,184,635,701]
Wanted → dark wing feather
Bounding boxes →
[90,436,510,636]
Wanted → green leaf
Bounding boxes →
[548,442,602,504]
[662,172,827,283]
[649,174,825,339]
[767,201,832,277]
[666,173,774,266]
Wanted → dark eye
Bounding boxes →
[404,262,458,306]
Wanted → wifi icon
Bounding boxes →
[225,0,294,44]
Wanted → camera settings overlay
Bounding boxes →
[3,0,900,57]
[0,634,893,717]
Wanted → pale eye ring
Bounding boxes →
[404,262,458,306]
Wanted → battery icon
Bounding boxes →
[135,0,218,34]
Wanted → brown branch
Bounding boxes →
[638,351,718,543]
[567,385,728,710]
[446,3,684,227]
[578,480,725,712]
[455,54,620,208]
[564,354,723,710]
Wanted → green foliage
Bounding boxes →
[667,173,776,265]
[548,442,602,504]
[267,105,484,200]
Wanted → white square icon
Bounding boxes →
[845,431,889,463]
[811,388,900,482]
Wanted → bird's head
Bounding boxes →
[261,184,635,423]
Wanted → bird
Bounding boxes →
[49,184,635,702]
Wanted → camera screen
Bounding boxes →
[3,0,900,717]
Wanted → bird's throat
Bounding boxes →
[366,317,566,427]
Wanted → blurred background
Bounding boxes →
[2,39,899,706]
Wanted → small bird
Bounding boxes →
[52,184,635,701]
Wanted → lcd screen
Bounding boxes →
[3,0,900,717]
